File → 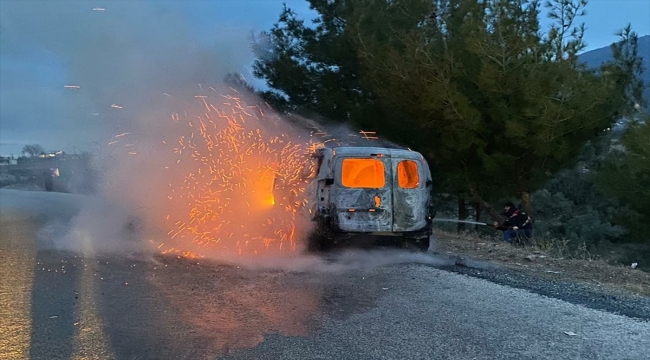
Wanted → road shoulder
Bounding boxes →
[432,230,650,321]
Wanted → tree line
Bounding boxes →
[246,0,648,246]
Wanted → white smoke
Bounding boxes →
[0,2,276,258]
[3,1,431,269]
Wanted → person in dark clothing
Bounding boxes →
[493,201,533,243]
[43,169,54,192]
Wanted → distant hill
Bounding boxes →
[579,34,650,106]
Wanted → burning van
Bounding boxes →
[305,146,435,251]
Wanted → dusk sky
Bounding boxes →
[0,0,649,156]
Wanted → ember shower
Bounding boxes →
[106,89,321,258]
[0,2,364,259]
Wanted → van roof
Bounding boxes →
[329,146,423,159]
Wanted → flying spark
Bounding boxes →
[108,88,383,258]
[119,91,326,257]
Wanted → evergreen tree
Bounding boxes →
[252,0,644,222]
[251,2,376,123]
[351,0,643,216]
[597,118,650,243]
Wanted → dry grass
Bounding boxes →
[432,229,650,297]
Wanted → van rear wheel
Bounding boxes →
[404,236,430,252]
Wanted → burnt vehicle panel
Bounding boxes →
[391,158,429,232]
[332,156,393,232]
[307,146,434,251]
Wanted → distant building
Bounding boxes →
[0,156,18,166]
[38,150,65,158]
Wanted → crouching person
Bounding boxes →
[494,201,533,244]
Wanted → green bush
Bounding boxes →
[532,188,625,246]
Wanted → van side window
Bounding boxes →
[341,158,385,188]
[397,160,419,189]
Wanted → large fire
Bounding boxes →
[157,91,322,257]
[103,86,384,259]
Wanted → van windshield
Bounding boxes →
[341,158,385,188]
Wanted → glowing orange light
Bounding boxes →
[397,160,419,189]
[341,158,386,189]
[152,91,324,257]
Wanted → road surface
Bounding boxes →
[1,189,649,360]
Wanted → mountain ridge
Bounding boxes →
[579,34,650,105]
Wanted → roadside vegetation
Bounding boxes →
[433,228,650,296]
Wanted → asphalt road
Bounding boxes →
[1,189,649,360]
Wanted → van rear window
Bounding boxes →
[397,160,419,189]
[341,158,386,188]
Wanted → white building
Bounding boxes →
[0,156,18,166]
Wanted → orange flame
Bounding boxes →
[157,92,321,257]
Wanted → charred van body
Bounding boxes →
[306,147,435,251]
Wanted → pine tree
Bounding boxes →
[351,0,643,216]
[251,2,376,123]
[252,0,645,222]
[597,118,650,243]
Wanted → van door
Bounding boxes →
[332,157,393,232]
[391,158,428,232]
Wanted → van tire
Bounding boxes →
[404,237,430,252]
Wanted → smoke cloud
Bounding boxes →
[0,1,306,259]
[0,1,253,144]
[3,1,431,268]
